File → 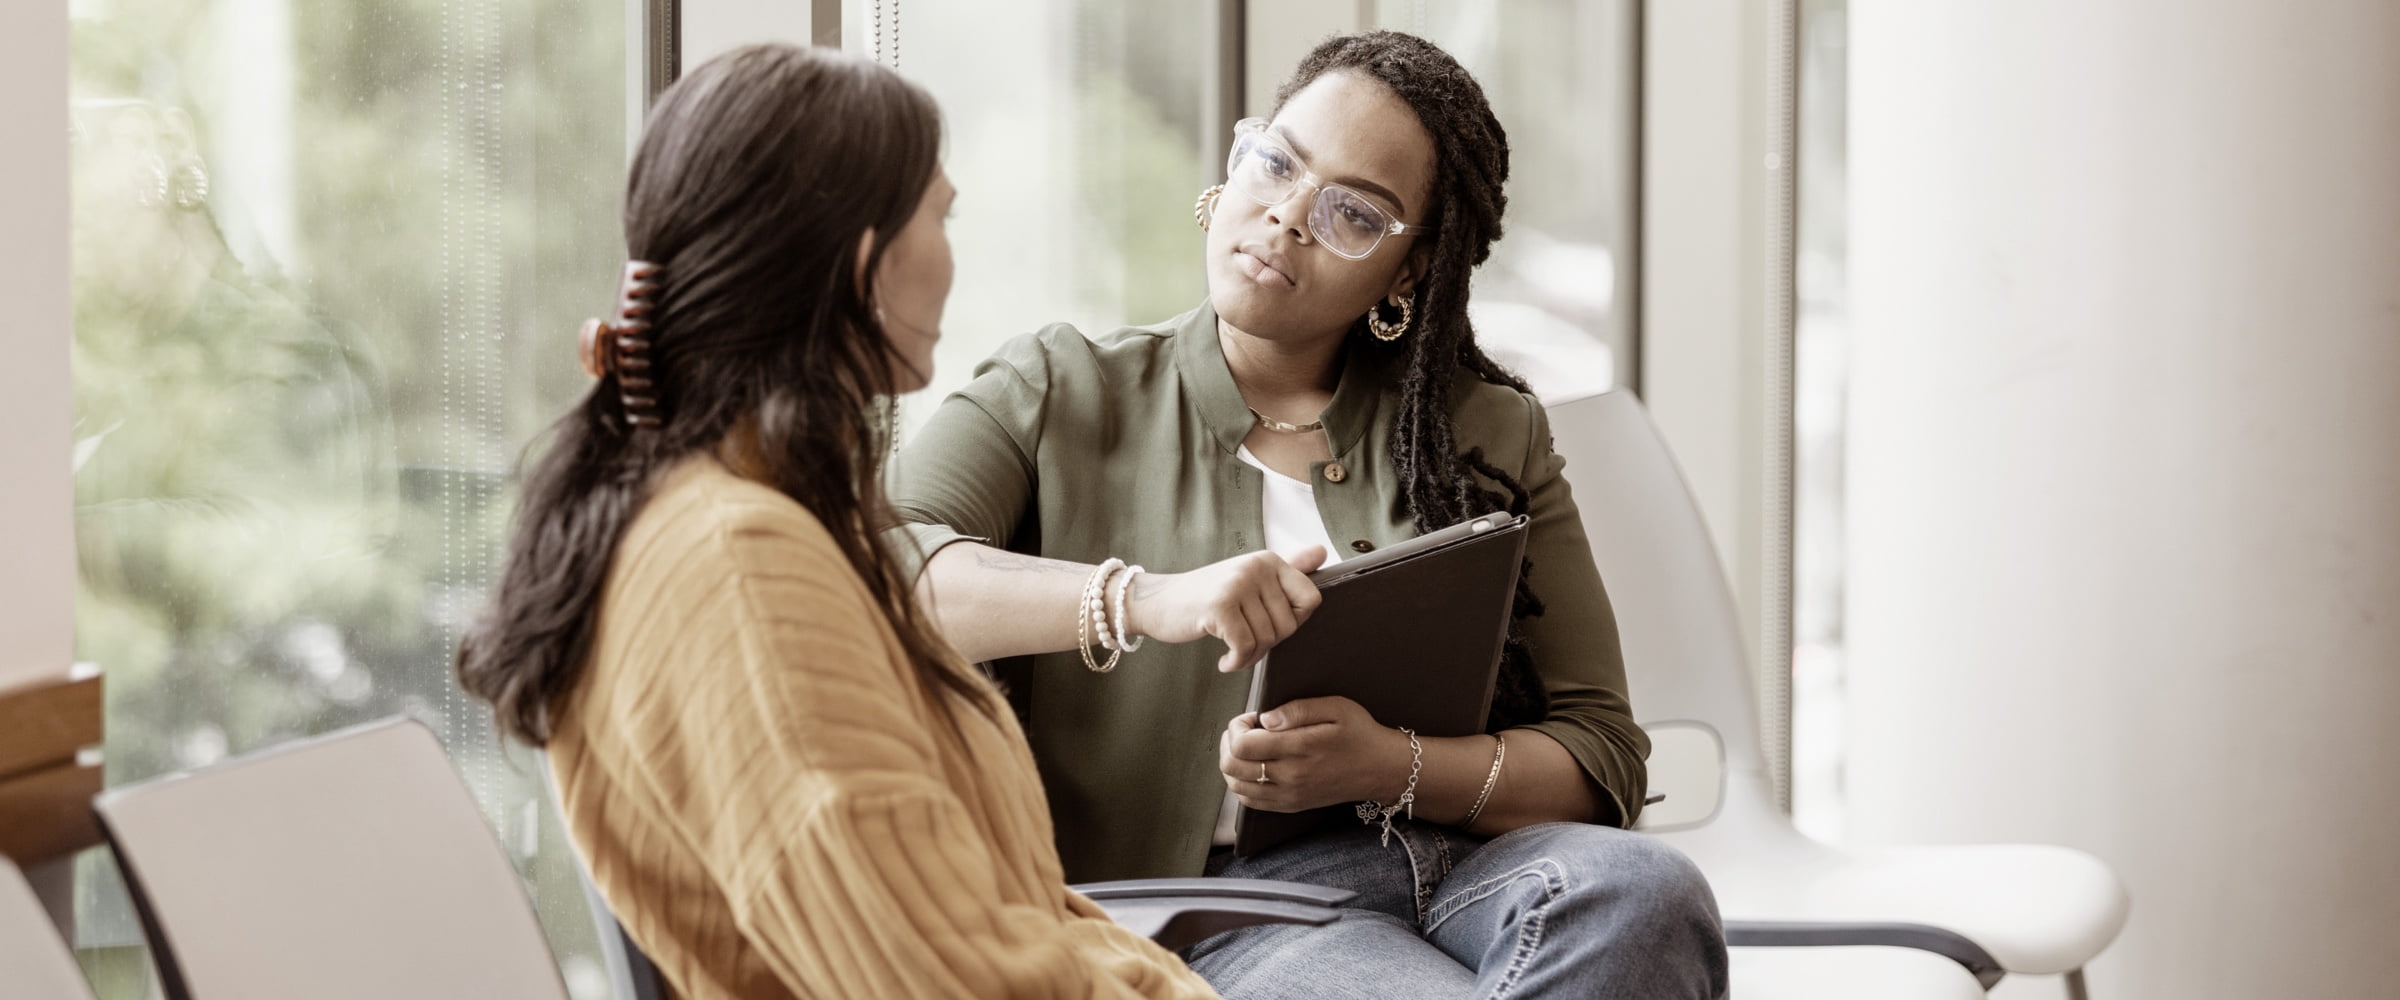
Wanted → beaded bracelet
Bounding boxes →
[1110,565,1146,653]
[1461,734,1508,828]
[1078,558,1126,672]
[1094,561,1119,653]
[1355,726,1422,847]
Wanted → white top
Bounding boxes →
[1213,445,1344,845]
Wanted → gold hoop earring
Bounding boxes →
[1367,295,1413,342]
[1194,184,1225,231]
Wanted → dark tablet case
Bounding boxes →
[1233,512,1530,856]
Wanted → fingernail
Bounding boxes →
[1262,711,1285,729]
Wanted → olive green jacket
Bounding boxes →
[887,302,1648,883]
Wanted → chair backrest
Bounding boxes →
[540,754,671,1000]
[574,860,670,1000]
[1543,389,1773,829]
[93,718,569,1000]
[0,856,98,1000]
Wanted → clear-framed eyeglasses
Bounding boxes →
[1223,117,1435,261]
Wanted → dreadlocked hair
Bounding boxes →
[1275,31,1549,732]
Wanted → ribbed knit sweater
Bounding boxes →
[549,457,1218,999]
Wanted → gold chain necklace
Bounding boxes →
[1248,407,1325,434]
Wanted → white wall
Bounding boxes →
[0,0,75,691]
[1846,2,2400,996]
[1641,0,1778,652]
[1639,0,1788,778]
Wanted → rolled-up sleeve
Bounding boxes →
[886,332,1059,581]
[1511,396,1653,827]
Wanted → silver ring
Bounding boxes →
[1258,762,1272,785]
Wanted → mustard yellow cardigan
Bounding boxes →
[550,457,1217,999]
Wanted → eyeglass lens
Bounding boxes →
[1227,130,1393,259]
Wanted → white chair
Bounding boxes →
[1546,389,2130,999]
[1728,946,1991,999]
[93,719,570,1000]
[0,856,98,1000]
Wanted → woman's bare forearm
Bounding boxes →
[1392,729,1605,834]
[915,542,1098,663]
[1461,729,1606,833]
[918,542,1318,670]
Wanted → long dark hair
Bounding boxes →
[458,43,986,746]
[1275,32,1550,731]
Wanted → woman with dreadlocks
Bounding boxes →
[890,32,1727,998]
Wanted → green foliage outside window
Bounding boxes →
[68,0,623,993]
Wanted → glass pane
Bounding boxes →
[1790,0,1849,844]
[885,0,1216,428]
[68,0,625,995]
[1371,0,1639,402]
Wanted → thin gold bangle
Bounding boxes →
[1462,734,1507,828]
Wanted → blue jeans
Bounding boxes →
[1184,820,1728,1000]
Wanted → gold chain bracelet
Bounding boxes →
[1461,734,1508,828]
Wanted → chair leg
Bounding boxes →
[2065,967,2089,1000]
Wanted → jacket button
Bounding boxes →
[1350,539,1375,553]
[1322,462,1347,484]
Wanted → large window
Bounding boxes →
[59,3,1646,993]
[68,0,624,994]
[895,0,1639,419]
[1372,0,1640,402]
[887,0,1220,426]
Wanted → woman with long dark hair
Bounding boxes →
[457,44,1215,999]
[891,32,1727,998]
